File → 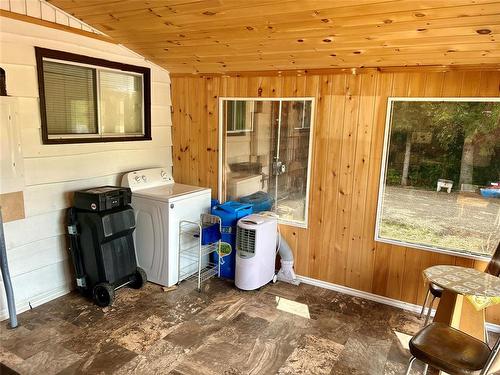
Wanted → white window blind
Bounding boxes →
[43,60,97,134]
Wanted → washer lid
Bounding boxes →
[132,183,209,202]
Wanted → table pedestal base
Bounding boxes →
[433,289,486,341]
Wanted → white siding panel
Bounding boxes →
[151,66,171,84]
[152,82,171,106]
[6,235,67,278]
[68,18,82,29]
[24,174,120,216]
[1,37,147,67]
[0,261,73,319]
[0,97,25,194]
[8,0,25,14]
[3,210,65,249]
[2,63,38,97]
[16,97,40,129]
[152,105,172,127]
[24,147,172,185]
[0,1,9,11]
[40,2,55,23]
[22,126,172,158]
[0,41,36,66]
[55,9,69,26]
[25,0,42,19]
[0,18,136,60]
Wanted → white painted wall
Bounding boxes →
[0,16,172,319]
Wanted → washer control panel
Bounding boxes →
[121,167,173,190]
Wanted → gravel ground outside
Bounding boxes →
[379,186,500,256]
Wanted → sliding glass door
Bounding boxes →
[219,98,314,227]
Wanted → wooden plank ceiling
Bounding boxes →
[47,0,500,74]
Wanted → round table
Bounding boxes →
[423,265,500,342]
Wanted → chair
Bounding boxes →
[485,241,500,277]
[420,241,500,325]
[419,282,443,325]
[405,322,500,375]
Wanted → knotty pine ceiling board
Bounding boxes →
[47,0,500,74]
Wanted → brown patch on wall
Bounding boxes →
[0,191,25,222]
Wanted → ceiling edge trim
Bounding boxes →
[170,64,500,78]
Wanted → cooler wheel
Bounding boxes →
[129,267,147,289]
[93,283,115,307]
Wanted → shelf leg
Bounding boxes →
[178,224,182,285]
[217,241,221,278]
[197,225,202,292]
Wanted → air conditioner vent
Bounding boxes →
[237,227,256,254]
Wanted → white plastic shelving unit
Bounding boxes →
[178,214,221,291]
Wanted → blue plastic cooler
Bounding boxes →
[211,201,252,279]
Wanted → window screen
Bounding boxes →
[43,61,97,135]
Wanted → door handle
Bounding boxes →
[272,160,286,176]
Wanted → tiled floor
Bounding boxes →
[0,279,440,374]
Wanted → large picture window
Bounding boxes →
[35,47,151,144]
[220,98,314,227]
[376,98,500,259]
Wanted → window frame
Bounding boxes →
[375,96,500,261]
[218,97,315,228]
[35,47,151,144]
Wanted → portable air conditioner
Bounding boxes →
[235,214,277,290]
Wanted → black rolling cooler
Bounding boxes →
[67,186,146,307]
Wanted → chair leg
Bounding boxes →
[424,296,436,326]
[423,363,429,375]
[405,357,416,375]
[420,289,430,318]
[480,335,500,375]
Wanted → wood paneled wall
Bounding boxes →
[171,70,500,324]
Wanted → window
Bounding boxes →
[220,98,314,227]
[293,100,312,130]
[376,98,500,259]
[226,100,254,134]
[35,47,151,144]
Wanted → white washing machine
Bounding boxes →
[122,167,211,287]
